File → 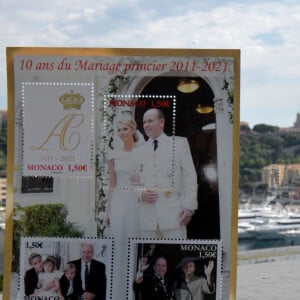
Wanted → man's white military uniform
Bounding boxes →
[138,132,197,238]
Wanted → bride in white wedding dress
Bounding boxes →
[105,117,143,299]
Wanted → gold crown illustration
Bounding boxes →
[59,89,85,110]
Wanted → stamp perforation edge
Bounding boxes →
[102,94,176,192]
[21,82,95,179]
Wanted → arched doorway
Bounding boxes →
[134,76,220,239]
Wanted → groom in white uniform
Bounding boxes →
[138,108,198,238]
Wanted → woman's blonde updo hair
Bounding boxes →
[118,118,139,142]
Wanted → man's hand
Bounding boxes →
[82,291,95,300]
[138,257,149,273]
[141,190,158,203]
[135,257,149,283]
[179,208,193,226]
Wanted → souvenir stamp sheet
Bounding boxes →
[5,48,240,300]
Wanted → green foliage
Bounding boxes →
[21,204,82,236]
[12,203,83,272]
[0,151,6,170]
[240,124,251,132]
[282,132,300,147]
[240,128,300,192]
[255,183,268,194]
[253,124,280,133]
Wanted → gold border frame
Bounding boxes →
[5,47,240,300]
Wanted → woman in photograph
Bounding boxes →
[174,257,215,300]
[105,117,144,298]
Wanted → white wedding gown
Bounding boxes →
[106,147,141,299]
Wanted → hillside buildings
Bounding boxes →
[262,164,300,187]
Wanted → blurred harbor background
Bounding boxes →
[238,198,300,251]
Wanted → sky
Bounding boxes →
[0,0,300,128]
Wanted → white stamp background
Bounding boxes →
[128,239,222,300]
[22,82,95,178]
[19,237,113,299]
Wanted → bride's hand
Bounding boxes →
[105,212,110,227]
[129,172,140,184]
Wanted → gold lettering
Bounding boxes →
[31,113,84,151]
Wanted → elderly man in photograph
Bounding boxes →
[69,243,106,300]
[133,256,175,300]
[138,108,198,238]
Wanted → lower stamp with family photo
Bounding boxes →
[19,237,113,300]
[128,239,222,300]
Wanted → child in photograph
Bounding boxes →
[59,263,77,300]
[35,255,63,297]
